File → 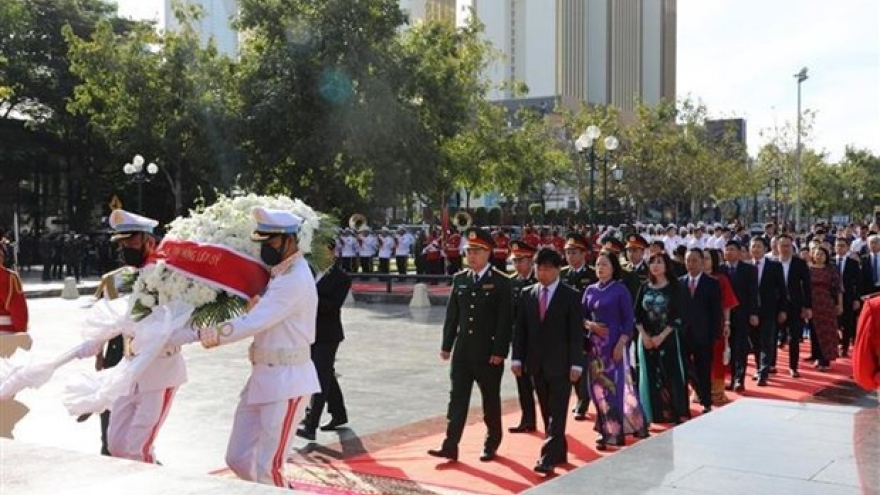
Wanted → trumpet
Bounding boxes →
[452,211,473,231]
[348,213,368,232]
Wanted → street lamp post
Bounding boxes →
[794,67,808,233]
[575,125,618,225]
[122,154,158,214]
[770,169,781,225]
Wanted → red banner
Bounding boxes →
[157,239,269,299]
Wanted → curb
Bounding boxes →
[24,285,99,300]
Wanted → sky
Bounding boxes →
[115,0,880,161]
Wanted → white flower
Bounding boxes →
[139,294,156,308]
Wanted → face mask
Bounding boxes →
[260,242,284,266]
[121,246,145,267]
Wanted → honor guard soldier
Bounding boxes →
[491,229,511,272]
[74,209,196,464]
[560,232,596,420]
[428,228,513,463]
[0,247,29,439]
[200,206,321,487]
[507,240,538,433]
[0,248,28,335]
[444,229,463,275]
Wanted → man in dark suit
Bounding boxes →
[507,240,539,433]
[834,237,862,357]
[297,241,352,441]
[860,235,880,298]
[560,232,595,420]
[748,238,787,386]
[429,228,513,463]
[681,248,722,411]
[723,240,759,392]
[512,248,584,474]
[775,234,812,378]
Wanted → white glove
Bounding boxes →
[75,341,102,360]
[168,327,200,347]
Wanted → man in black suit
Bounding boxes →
[860,235,880,298]
[834,237,862,357]
[511,248,584,474]
[775,234,812,378]
[297,241,352,441]
[428,228,512,463]
[681,248,722,411]
[748,238,787,386]
[723,240,759,392]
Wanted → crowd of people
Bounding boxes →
[0,229,118,281]
[428,218,880,474]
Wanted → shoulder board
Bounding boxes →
[454,269,470,278]
[507,272,518,280]
[491,267,509,277]
[560,265,572,273]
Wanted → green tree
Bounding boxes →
[66,4,239,219]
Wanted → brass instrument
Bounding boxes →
[348,213,368,232]
[452,211,473,231]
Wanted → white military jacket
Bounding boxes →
[218,252,320,404]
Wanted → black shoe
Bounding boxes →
[319,417,348,431]
[734,382,745,393]
[790,370,801,378]
[725,384,734,391]
[757,377,768,387]
[702,406,712,414]
[533,462,553,474]
[573,412,587,421]
[752,374,759,381]
[508,424,536,433]
[769,367,778,374]
[479,448,497,462]
[427,447,458,462]
[295,427,316,441]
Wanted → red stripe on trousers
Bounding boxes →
[142,387,174,464]
[272,397,300,487]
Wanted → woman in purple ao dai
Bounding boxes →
[582,249,649,450]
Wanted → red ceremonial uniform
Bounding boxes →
[551,235,565,252]
[492,233,510,261]
[0,267,28,332]
[424,235,442,262]
[445,233,462,259]
[522,231,541,250]
[853,295,880,390]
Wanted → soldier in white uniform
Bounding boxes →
[340,229,358,272]
[376,227,395,274]
[200,206,320,488]
[357,229,378,273]
[75,209,199,463]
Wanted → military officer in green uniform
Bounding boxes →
[559,232,596,421]
[619,234,649,386]
[429,228,513,463]
[507,240,538,433]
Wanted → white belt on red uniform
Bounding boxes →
[248,345,310,367]
[0,316,12,326]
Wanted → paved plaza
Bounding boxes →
[4,293,878,494]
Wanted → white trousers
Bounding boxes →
[108,386,177,463]
[225,394,307,487]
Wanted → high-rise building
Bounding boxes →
[165,0,239,57]
[457,0,676,110]
[400,0,456,24]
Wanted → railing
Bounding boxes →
[346,273,453,293]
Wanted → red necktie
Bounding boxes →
[539,287,549,321]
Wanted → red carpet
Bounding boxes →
[351,282,452,295]
[215,341,855,495]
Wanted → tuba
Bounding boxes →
[348,213,368,232]
[452,211,473,231]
